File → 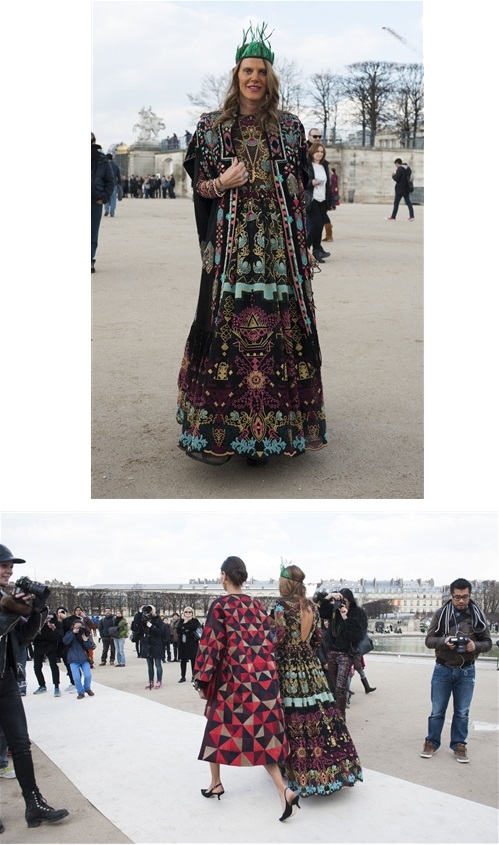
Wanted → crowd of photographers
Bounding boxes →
[0,541,494,834]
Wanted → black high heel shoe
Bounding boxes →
[279,788,300,822]
[201,784,225,800]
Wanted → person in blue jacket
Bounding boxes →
[62,619,95,699]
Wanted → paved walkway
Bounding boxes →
[91,200,423,499]
[1,652,497,843]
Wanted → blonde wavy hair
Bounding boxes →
[214,59,280,135]
[279,565,315,612]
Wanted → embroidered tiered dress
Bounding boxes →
[177,112,328,461]
[273,597,363,796]
[193,593,289,766]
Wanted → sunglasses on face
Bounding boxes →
[311,134,322,139]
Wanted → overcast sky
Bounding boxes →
[1,512,496,589]
[92,0,423,152]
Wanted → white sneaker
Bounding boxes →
[65,685,76,693]
[0,766,16,779]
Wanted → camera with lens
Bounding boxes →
[448,633,470,654]
[73,622,90,637]
[14,576,50,603]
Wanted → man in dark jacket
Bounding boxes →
[104,153,122,216]
[32,610,63,696]
[421,578,491,763]
[98,607,116,665]
[387,157,415,221]
[91,132,114,273]
[0,544,69,831]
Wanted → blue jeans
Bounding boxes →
[69,661,92,694]
[91,202,103,263]
[426,662,475,749]
[147,657,163,683]
[104,186,117,216]
[115,637,126,665]
[391,192,414,219]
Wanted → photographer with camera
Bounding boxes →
[138,605,166,689]
[318,587,367,717]
[0,543,69,831]
[421,578,491,763]
[62,618,96,699]
[32,609,63,697]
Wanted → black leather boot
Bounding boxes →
[361,677,376,694]
[24,790,69,828]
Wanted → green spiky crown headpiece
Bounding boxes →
[235,22,275,65]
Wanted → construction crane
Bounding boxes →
[382,27,423,58]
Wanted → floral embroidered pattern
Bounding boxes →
[177,113,328,460]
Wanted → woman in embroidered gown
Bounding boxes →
[273,564,363,798]
[177,25,328,465]
[192,556,300,822]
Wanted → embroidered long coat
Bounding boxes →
[177,110,328,461]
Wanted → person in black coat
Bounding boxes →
[139,606,166,689]
[304,142,333,263]
[387,157,415,221]
[319,588,367,717]
[91,132,114,272]
[32,611,63,696]
[177,606,201,682]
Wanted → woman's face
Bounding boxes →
[238,58,268,107]
[312,146,325,163]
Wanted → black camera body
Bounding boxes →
[14,576,50,603]
[312,589,345,610]
[448,633,470,654]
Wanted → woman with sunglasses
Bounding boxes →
[177,607,201,683]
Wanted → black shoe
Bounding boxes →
[317,248,331,257]
[24,790,69,828]
[313,251,325,263]
[0,818,4,834]
[201,784,225,800]
[91,266,95,273]
[186,451,232,466]
[178,677,186,683]
[246,456,268,466]
[279,788,300,822]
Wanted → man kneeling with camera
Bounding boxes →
[0,543,69,833]
[421,577,492,763]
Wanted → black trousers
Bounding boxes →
[0,669,37,793]
[100,636,115,663]
[33,647,60,688]
[306,199,328,250]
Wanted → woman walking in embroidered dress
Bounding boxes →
[192,556,300,822]
[273,564,362,798]
[177,23,327,466]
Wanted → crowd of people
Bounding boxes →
[0,541,494,833]
[124,174,176,199]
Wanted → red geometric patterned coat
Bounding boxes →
[194,592,289,766]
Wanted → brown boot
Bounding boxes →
[322,223,333,242]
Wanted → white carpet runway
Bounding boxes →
[23,671,498,844]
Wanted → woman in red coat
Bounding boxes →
[193,556,300,822]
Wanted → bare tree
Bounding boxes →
[343,61,397,146]
[187,72,230,121]
[275,58,304,115]
[387,63,424,148]
[307,71,343,144]
[473,581,499,622]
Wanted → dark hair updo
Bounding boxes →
[221,556,248,587]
